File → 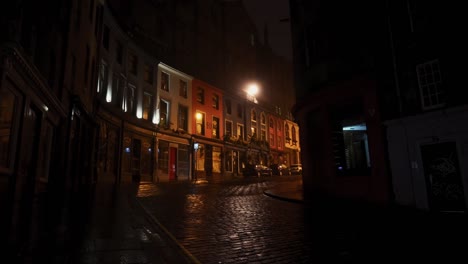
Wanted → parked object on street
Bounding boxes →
[255,164,273,177]
[289,164,302,175]
[270,164,291,176]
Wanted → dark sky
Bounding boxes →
[243,0,292,60]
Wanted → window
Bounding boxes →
[97,61,109,93]
[160,99,169,127]
[285,124,290,143]
[237,124,244,140]
[260,112,266,125]
[292,126,297,145]
[0,87,17,168]
[225,120,233,137]
[103,25,109,50]
[270,133,275,147]
[161,72,169,91]
[237,104,243,118]
[417,59,445,110]
[196,87,204,104]
[277,121,282,131]
[142,92,152,120]
[116,41,123,64]
[179,80,187,98]
[178,105,188,131]
[277,136,282,148]
[226,100,231,115]
[195,111,205,135]
[144,64,153,84]
[261,130,266,141]
[158,140,169,173]
[251,109,257,121]
[212,116,220,139]
[129,53,138,75]
[126,84,135,114]
[331,107,371,176]
[212,94,219,109]
[251,109,257,138]
[269,118,274,128]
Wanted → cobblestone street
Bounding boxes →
[136,176,341,263]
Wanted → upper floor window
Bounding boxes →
[160,71,169,91]
[97,61,108,93]
[225,120,233,137]
[196,87,204,104]
[159,99,169,127]
[116,41,123,64]
[195,111,205,135]
[417,59,445,110]
[179,80,187,98]
[226,100,232,115]
[237,104,243,118]
[126,84,135,114]
[178,105,188,131]
[129,53,138,75]
[269,118,274,128]
[292,126,297,144]
[285,124,290,143]
[103,25,110,50]
[142,92,153,120]
[260,112,266,125]
[212,94,219,109]
[144,64,153,84]
[251,109,257,122]
[212,117,220,139]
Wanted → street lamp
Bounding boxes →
[245,82,259,104]
[193,143,199,181]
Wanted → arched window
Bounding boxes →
[285,124,290,143]
[260,112,266,124]
[251,109,256,121]
[292,126,297,145]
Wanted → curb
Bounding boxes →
[263,190,305,204]
[134,198,202,264]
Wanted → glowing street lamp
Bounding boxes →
[245,82,260,103]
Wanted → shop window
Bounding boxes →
[332,107,371,176]
[158,140,169,173]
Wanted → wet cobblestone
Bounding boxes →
[137,176,319,264]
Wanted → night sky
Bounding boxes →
[243,0,292,60]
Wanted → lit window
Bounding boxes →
[237,124,244,140]
[196,111,205,135]
[212,117,220,138]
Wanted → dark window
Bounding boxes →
[225,120,233,137]
[212,94,219,109]
[116,41,123,64]
[196,87,204,104]
[179,80,187,98]
[237,104,243,118]
[103,25,109,50]
[161,72,169,91]
[285,124,290,143]
[129,53,138,75]
[178,105,188,131]
[144,64,153,84]
[160,99,169,127]
[226,100,232,115]
[126,84,135,114]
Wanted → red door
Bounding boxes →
[169,147,177,181]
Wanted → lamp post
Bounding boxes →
[193,142,199,181]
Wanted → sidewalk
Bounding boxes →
[70,182,197,264]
